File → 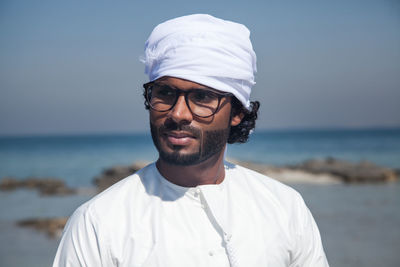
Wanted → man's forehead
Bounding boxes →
[154,76,217,91]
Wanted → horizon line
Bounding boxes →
[1,125,400,139]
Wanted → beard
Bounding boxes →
[150,121,230,166]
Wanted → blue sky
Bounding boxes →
[1,0,399,135]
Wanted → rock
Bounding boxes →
[91,158,397,188]
[228,159,342,184]
[262,167,342,185]
[293,158,398,183]
[395,168,400,178]
[0,177,20,190]
[0,177,76,196]
[17,217,68,238]
[93,162,148,192]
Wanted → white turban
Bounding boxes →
[141,14,257,110]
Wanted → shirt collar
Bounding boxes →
[153,163,228,203]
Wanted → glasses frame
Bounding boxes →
[143,82,232,118]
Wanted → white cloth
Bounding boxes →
[141,14,257,110]
[53,162,329,267]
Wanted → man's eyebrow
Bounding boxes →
[151,82,177,89]
[153,82,216,92]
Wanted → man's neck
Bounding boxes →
[156,149,226,187]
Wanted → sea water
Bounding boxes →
[0,128,399,186]
[0,128,400,266]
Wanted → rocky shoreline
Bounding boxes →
[1,158,397,197]
[1,158,398,238]
[17,217,68,238]
[92,158,399,190]
[0,177,76,196]
[232,157,398,184]
[93,162,145,193]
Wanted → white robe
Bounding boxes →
[53,162,329,267]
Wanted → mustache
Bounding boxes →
[156,120,202,138]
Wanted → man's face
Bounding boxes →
[149,77,241,166]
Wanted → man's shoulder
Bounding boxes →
[74,163,158,221]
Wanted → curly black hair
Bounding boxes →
[228,97,260,144]
[143,87,260,144]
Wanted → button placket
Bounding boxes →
[223,232,232,243]
[194,188,208,209]
[201,200,208,210]
[194,188,201,198]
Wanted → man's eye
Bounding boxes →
[155,86,175,97]
[191,91,216,103]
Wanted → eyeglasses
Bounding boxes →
[143,82,232,118]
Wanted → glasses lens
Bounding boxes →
[146,84,223,117]
[188,90,219,117]
[148,85,176,111]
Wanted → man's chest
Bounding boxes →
[109,196,292,267]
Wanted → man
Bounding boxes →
[53,14,329,266]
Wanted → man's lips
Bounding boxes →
[163,131,196,146]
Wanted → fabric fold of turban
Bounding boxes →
[141,14,257,110]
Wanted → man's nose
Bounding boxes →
[167,95,193,124]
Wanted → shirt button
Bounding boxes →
[193,188,201,198]
[208,251,214,256]
[224,233,232,242]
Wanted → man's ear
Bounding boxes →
[231,112,244,127]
